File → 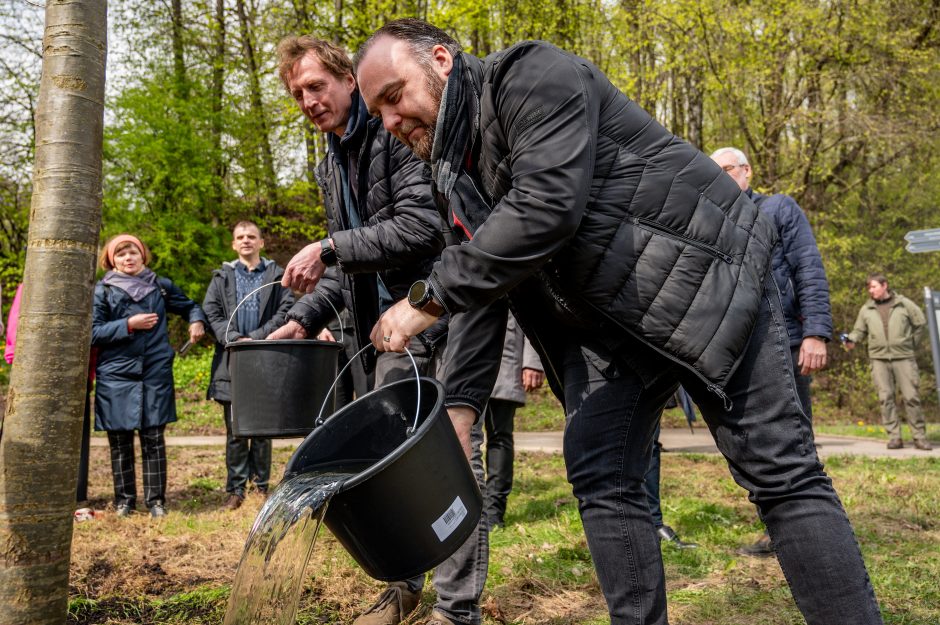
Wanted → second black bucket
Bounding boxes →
[283,377,482,581]
[227,339,343,438]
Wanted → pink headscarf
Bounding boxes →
[106,234,146,269]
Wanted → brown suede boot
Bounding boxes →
[353,582,422,625]
[422,610,458,625]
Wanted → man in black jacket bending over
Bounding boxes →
[269,37,502,625]
[355,19,883,625]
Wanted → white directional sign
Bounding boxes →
[905,228,940,253]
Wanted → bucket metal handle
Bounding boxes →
[224,280,343,346]
[315,343,423,436]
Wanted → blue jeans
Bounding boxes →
[561,277,882,625]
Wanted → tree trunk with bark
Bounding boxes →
[0,1,106,623]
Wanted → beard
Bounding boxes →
[409,66,445,161]
[410,125,435,161]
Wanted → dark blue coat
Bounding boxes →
[92,275,207,431]
[750,190,832,347]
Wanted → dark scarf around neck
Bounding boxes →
[328,90,369,155]
[430,52,479,199]
[428,53,495,240]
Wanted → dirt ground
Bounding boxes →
[69,446,614,624]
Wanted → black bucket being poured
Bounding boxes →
[283,350,482,582]
[225,283,343,438]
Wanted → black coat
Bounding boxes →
[92,275,207,431]
[429,43,778,398]
[287,94,448,369]
[202,259,294,402]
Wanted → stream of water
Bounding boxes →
[222,470,355,625]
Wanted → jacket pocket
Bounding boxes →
[630,216,734,264]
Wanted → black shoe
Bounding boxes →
[657,525,698,549]
[738,534,774,557]
[149,504,168,518]
[115,503,134,518]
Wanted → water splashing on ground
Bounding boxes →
[223,470,356,625]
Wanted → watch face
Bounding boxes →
[408,280,429,306]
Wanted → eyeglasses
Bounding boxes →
[721,164,748,173]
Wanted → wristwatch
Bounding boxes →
[408,279,444,317]
[319,239,337,267]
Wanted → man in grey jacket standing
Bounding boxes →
[203,221,294,510]
[356,19,883,625]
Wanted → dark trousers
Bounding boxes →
[643,387,696,529]
[222,402,272,495]
[483,398,520,527]
[792,346,813,419]
[76,383,92,503]
[329,321,373,409]
[561,276,882,625]
[642,424,664,529]
[107,425,167,509]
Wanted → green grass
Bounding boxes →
[815,422,940,442]
[69,448,940,624]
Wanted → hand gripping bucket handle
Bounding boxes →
[315,343,422,435]
[224,281,343,345]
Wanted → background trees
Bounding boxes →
[0,0,938,410]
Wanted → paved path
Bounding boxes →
[90,428,933,458]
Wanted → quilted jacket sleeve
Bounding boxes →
[330,130,445,274]
[773,195,833,341]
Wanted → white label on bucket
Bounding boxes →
[431,496,468,542]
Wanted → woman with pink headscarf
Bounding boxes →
[92,234,206,518]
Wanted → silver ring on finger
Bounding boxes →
[383,336,392,343]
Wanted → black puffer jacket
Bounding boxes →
[288,94,447,369]
[429,43,778,395]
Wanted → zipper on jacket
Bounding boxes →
[587,299,737,412]
[630,216,734,264]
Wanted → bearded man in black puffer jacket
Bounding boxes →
[355,19,883,625]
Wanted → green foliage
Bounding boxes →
[172,346,222,435]
[4,0,940,415]
[173,344,214,391]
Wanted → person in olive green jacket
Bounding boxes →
[845,273,932,450]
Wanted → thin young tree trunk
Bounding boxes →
[235,0,278,209]
[171,0,189,99]
[210,0,226,220]
[0,2,106,623]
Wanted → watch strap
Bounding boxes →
[421,296,444,317]
[320,239,337,267]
